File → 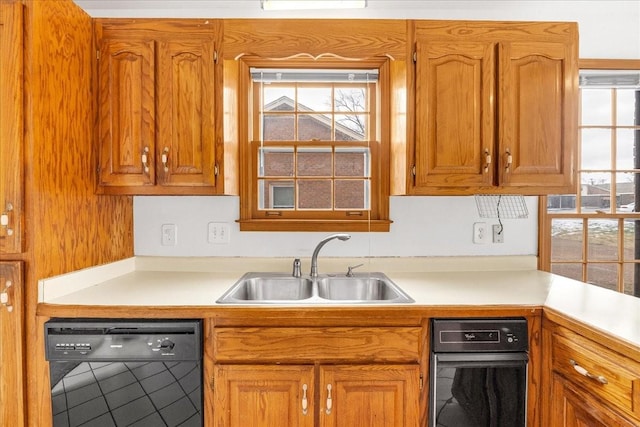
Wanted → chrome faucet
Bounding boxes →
[310,233,351,278]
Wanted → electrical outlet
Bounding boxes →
[473,222,489,244]
[208,222,230,244]
[161,224,177,246]
[493,224,504,243]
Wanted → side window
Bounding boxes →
[239,65,390,231]
[540,62,640,296]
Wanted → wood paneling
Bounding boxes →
[0,0,23,255]
[223,19,407,60]
[22,1,134,426]
[0,261,25,426]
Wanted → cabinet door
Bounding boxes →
[0,261,25,426]
[499,41,577,190]
[319,364,420,427]
[0,1,23,254]
[157,38,216,187]
[551,374,637,427]
[97,38,156,187]
[414,38,495,190]
[214,364,314,427]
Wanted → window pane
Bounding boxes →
[623,263,640,296]
[616,172,638,209]
[581,89,611,125]
[335,148,369,177]
[258,179,295,210]
[335,88,366,112]
[335,179,368,209]
[297,147,332,176]
[581,172,613,211]
[264,114,294,141]
[616,129,636,169]
[551,263,583,281]
[546,194,577,212]
[335,114,366,140]
[587,263,618,290]
[580,128,611,169]
[263,86,295,111]
[298,114,332,141]
[298,87,331,112]
[587,219,618,260]
[624,219,640,260]
[298,180,331,209]
[551,219,583,261]
[617,89,638,126]
[259,147,294,177]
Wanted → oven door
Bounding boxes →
[429,352,528,427]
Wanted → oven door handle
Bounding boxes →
[434,352,528,368]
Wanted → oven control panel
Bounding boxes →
[432,317,528,352]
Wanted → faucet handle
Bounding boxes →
[346,263,364,277]
[292,258,302,278]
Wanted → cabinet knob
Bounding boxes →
[325,384,333,415]
[141,147,150,173]
[1,280,13,312]
[0,202,14,236]
[301,383,308,415]
[162,147,170,173]
[505,148,513,173]
[484,149,492,173]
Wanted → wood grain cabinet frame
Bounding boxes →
[94,19,227,195]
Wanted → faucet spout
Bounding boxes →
[310,233,351,278]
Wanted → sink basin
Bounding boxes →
[216,274,314,302]
[216,272,414,304]
[317,274,411,302]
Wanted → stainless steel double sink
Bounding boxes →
[216,272,414,304]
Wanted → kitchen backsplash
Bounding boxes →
[133,196,538,257]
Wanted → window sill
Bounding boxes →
[238,219,391,232]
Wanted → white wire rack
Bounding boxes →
[475,195,529,219]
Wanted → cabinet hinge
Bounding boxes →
[413,51,417,63]
[210,377,215,390]
[411,165,416,177]
[419,373,424,390]
[96,49,100,60]
[213,50,218,64]
[214,163,219,176]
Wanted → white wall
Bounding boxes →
[92,0,637,258]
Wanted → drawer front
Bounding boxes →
[213,327,421,362]
[552,330,640,418]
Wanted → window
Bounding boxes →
[238,63,391,231]
[540,60,640,296]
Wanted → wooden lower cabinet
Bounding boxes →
[551,373,637,427]
[544,312,640,426]
[213,364,420,427]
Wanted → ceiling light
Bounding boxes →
[261,0,367,11]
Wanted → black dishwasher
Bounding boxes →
[45,319,202,427]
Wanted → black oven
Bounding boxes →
[429,318,529,427]
[45,319,203,427]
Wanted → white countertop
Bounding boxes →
[38,255,640,349]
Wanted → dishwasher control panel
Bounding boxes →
[44,319,202,361]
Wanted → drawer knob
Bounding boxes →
[570,359,608,384]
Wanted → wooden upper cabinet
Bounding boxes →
[98,38,156,188]
[156,39,216,187]
[411,21,578,195]
[0,1,23,254]
[95,19,223,195]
